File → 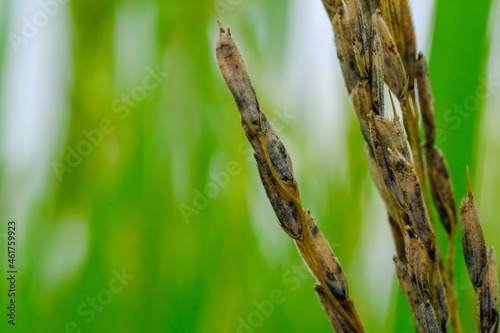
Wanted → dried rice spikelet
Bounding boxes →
[333,7,362,93]
[350,80,373,142]
[216,24,365,333]
[479,247,499,333]
[418,300,441,333]
[388,148,435,253]
[368,14,385,115]
[426,145,457,235]
[394,256,420,314]
[400,0,417,86]
[346,0,372,78]
[433,262,449,331]
[375,10,407,98]
[461,169,487,289]
[417,53,457,235]
[405,228,432,303]
[416,53,436,144]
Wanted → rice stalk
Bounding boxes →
[320,0,497,332]
[215,0,499,330]
[216,24,365,332]
[461,168,499,332]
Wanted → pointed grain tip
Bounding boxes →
[217,20,228,34]
[216,21,232,38]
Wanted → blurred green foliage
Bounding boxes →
[0,0,497,332]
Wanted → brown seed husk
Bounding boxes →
[416,53,436,144]
[433,264,449,332]
[333,7,362,93]
[376,10,407,98]
[378,0,404,58]
[405,228,432,302]
[368,112,412,206]
[400,0,417,87]
[394,256,420,314]
[418,300,442,333]
[479,247,499,333]
[216,26,303,239]
[350,80,373,143]
[461,182,487,289]
[388,149,434,250]
[315,284,358,333]
[426,145,457,234]
[346,0,372,78]
[369,15,385,115]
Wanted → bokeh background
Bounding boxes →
[0,0,499,332]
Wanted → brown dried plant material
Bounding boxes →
[216,26,300,239]
[375,112,411,160]
[351,80,373,142]
[418,300,441,333]
[388,148,434,252]
[368,112,414,204]
[315,284,358,333]
[217,0,498,330]
[460,170,498,332]
[433,263,449,332]
[318,0,497,332]
[377,0,422,187]
[417,54,457,237]
[365,143,408,261]
[426,145,457,235]
[394,256,420,315]
[378,0,417,93]
[479,247,499,333]
[416,50,461,332]
[375,10,406,98]
[379,0,403,56]
[321,0,457,330]
[369,14,385,116]
[346,0,372,78]
[388,212,405,260]
[216,24,365,332]
[397,232,449,333]
[333,7,361,93]
[369,114,401,202]
[400,0,417,87]
[405,228,432,302]
[416,53,436,144]
[365,143,390,203]
[461,170,487,289]
[400,96,424,173]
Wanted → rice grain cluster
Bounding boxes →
[216,1,498,331]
